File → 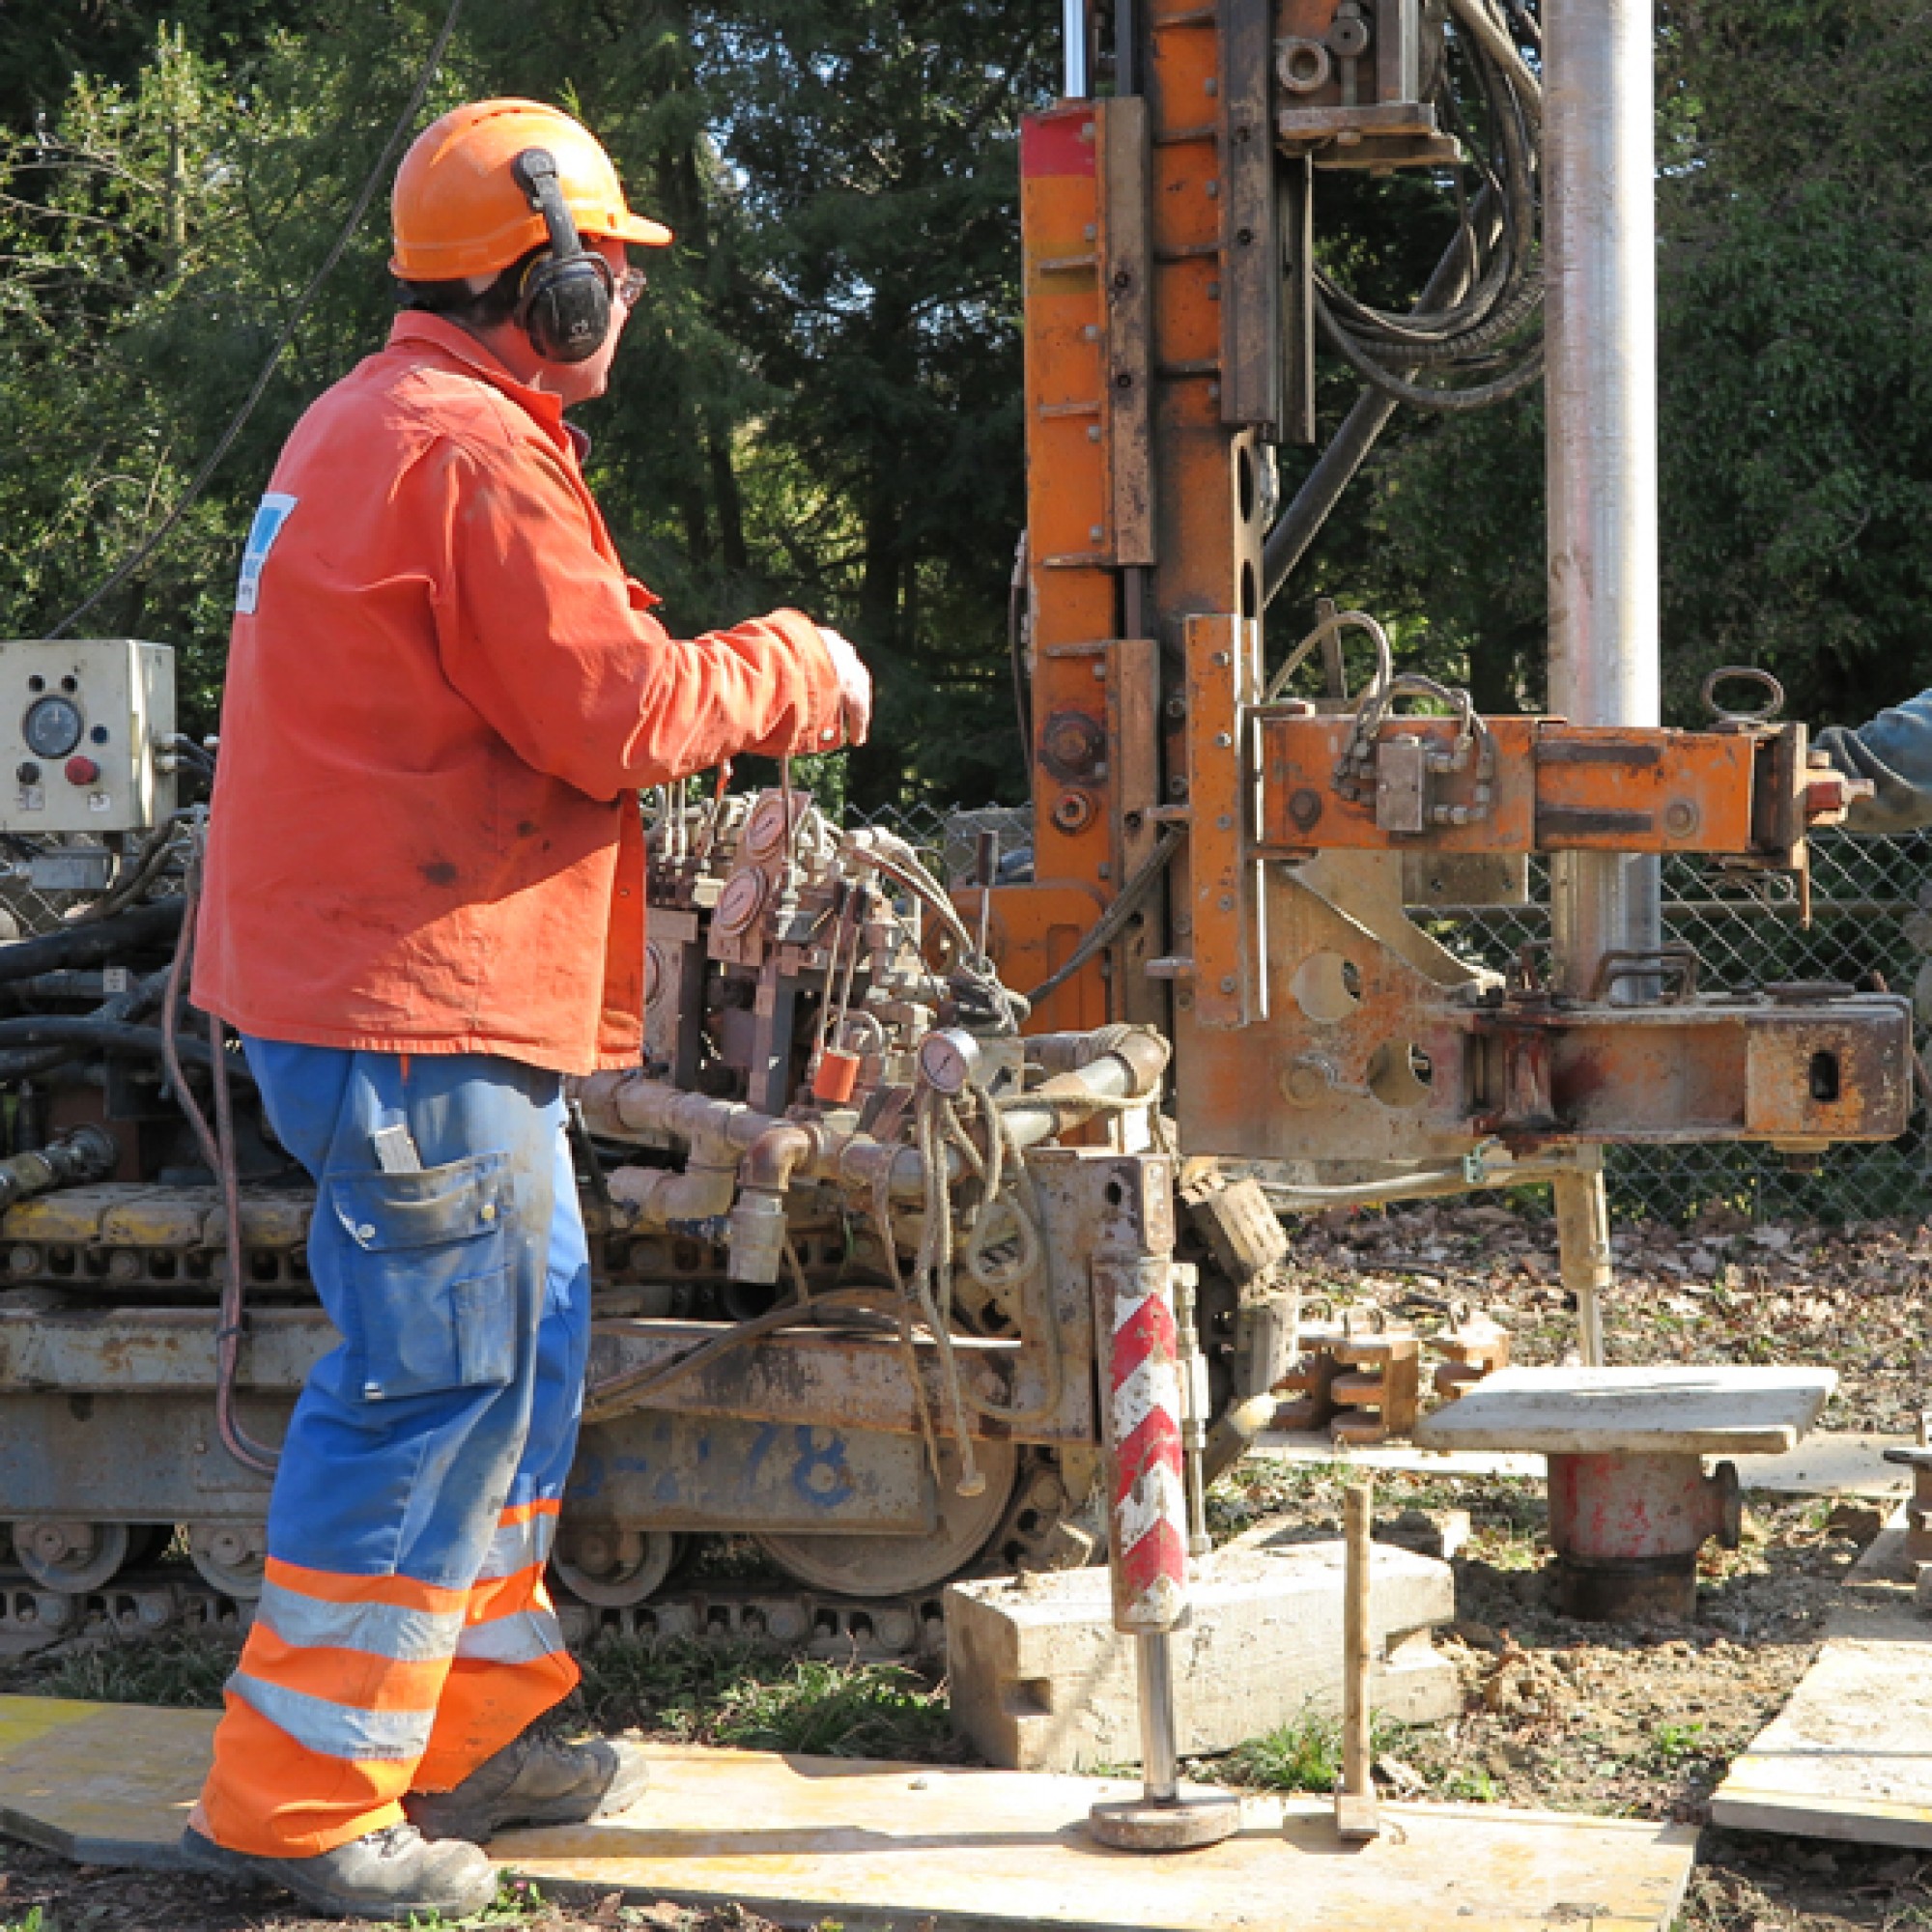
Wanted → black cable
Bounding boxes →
[1024,825,1183,1007]
[0,964,174,1082]
[1319,308,1547,413]
[1308,0,1544,412]
[0,899,185,982]
[1008,531,1033,789]
[45,0,468,639]
[0,1017,215,1065]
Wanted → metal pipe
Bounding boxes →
[1258,1157,1573,1212]
[1544,0,1662,998]
[1063,0,1089,98]
[1135,1634,1179,1803]
[578,1037,1163,1208]
[1552,1155,1610,1367]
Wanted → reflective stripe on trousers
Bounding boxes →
[194,1041,589,1860]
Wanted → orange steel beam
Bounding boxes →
[1253,716,1806,857]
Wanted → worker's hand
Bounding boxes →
[817,626,872,748]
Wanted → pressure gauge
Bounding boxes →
[917,1027,982,1096]
[22,695,83,761]
[714,867,769,937]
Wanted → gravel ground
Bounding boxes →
[0,1201,1926,1931]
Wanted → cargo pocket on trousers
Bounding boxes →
[330,1151,515,1401]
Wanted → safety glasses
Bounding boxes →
[616,267,647,311]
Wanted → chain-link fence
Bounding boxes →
[887,805,1932,1226]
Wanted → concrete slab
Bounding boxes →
[1413,1366,1835,1456]
[1734,1434,1916,1499]
[1256,1433,1544,1479]
[1256,1429,1913,1496]
[947,1540,1458,1773]
[0,1695,1700,1930]
[1848,1501,1916,1586]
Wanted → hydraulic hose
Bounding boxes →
[0,898,185,983]
[161,830,278,1479]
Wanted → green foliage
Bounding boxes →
[1290,0,1932,734]
[0,1,1049,803]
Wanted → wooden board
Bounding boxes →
[1713,1636,1932,1848]
[502,1748,1697,1932]
[1414,1366,1835,1456]
[0,1696,1698,1932]
[1256,1430,1914,1498]
[0,1696,210,1869]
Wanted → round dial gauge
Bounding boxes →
[22,696,83,761]
[917,1028,982,1097]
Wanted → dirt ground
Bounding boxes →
[0,1201,1928,1932]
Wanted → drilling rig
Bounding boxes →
[0,0,1908,1692]
[988,0,1907,1361]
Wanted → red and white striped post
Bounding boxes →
[1105,1252,1190,1634]
[1087,1156,1240,1853]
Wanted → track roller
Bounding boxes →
[553,1526,683,1607]
[13,1520,135,1594]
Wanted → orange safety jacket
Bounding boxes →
[194,311,842,1074]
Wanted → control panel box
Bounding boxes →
[0,639,177,835]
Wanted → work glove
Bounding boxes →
[816,626,873,748]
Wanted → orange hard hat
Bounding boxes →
[390,98,672,282]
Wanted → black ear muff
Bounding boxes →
[509,147,613,364]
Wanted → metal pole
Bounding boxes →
[1545,0,1658,1362]
[1063,0,1089,98]
[1544,0,1662,998]
[1136,1634,1179,1803]
[1552,1152,1610,1367]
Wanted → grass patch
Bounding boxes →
[698,1658,955,1759]
[1651,1719,1712,1766]
[6,1632,240,1710]
[1221,1708,1407,1794]
[1223,1710,1350,1792]
[577,1636,960,1764]
[399,1875,550,1926]
[1221,1711,1508,1807]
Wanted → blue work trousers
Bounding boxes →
[193,1039,589,1857]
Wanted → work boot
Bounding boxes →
[406,1728,650,1843]
[179,1820,497,1922]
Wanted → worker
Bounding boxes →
[177,99,869,1921]
[1815,696,1932,832]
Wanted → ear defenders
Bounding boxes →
[509,147,614,363]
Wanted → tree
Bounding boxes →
[1288,0,1932,732]
[1,1,1053,807]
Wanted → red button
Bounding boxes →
[64,757,99,785]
